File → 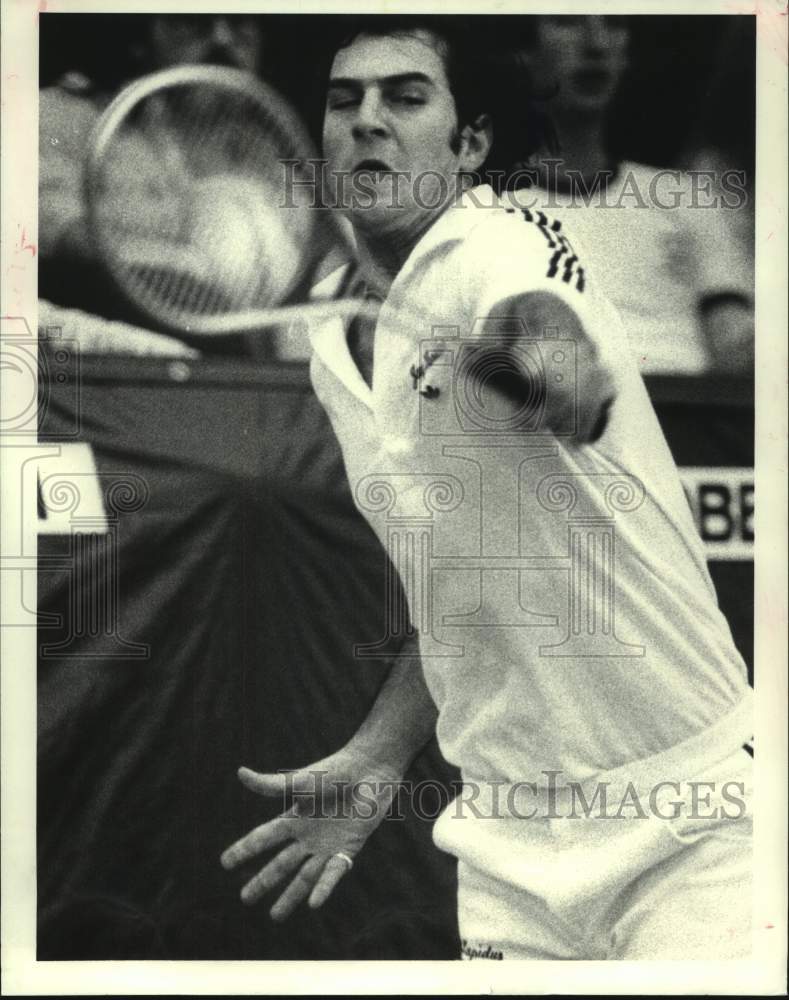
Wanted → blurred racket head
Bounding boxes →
[85,65,340,337]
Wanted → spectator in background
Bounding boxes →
[39,15,267,323]
[507,15,754,376]
[679,19,756,373]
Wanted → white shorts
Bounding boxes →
[433,695,753,960]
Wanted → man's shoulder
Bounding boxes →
[41,72,100,108]
[40,75,104,142]
[457,195,586,282]
[443,189,565,265]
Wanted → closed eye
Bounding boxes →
[327,96,360,111]
[386,92,427,107]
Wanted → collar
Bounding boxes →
[308,185,500,406]
[308,262,372,406]
[392,184,499,282]
[310,185,499,299]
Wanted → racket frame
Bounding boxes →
[84,64,351,338]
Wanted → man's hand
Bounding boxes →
[481,292,616,444]
[220,749,402,921]
[222,633,437,921]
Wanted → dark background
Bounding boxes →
[40,14,756,173]
[37,358,462,961]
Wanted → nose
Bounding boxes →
[583,16,609,53]
[351,88,388,140]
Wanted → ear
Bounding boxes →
[458,113,493,173]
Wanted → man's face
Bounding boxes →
[529,15,629,114]
[149,16,263,73]
[322,31,476,235]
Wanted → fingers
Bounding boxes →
[269,855,325,922]
[237,766,293,797]
[240,841,308,905]
[220,807,297,870]
[308,853,354,910]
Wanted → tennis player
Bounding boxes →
[221,19,753,960]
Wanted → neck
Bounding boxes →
[350,197,458,297]
[546,111,611,181]
[352,227,415,298]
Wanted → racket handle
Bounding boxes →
[191,298,383,336]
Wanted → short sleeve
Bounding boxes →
[461,206,630,368]
[685,200,754,303]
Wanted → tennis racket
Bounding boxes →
[84,65,379,339]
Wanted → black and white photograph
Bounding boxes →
[1,1,786,994]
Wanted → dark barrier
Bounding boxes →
[37,356,753,960]
[37,354,460,961]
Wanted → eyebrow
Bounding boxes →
[327,72,436,91]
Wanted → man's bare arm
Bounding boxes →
[221,631,437,918]
[344,630,437,773]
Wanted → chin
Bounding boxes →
[566,91,616,114]
[346,201,408,234]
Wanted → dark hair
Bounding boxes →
[323,15,556,191]
[40,14,152,89]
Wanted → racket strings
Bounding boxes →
[91,78,318,330]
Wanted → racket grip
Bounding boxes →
[192,297,384,335]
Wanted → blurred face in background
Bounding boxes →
[322,30,489,237]
[148,15,263,73]
[528,15,630,115]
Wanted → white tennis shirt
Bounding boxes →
[308,185,750,785]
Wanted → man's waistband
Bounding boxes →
[459,690,754,820]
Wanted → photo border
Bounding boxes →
[2,0,786,993]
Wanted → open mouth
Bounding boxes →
[573,68,613,92]
[352,158,394,175]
